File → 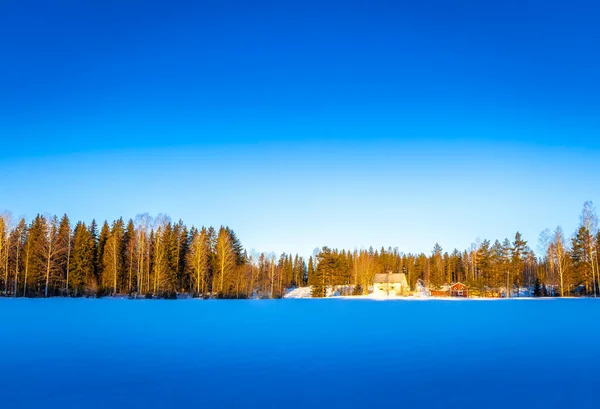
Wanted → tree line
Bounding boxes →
[310,201,599,298]
[0,201,598,298]
[0,213,307,299]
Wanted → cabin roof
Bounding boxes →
[374,273,407,284]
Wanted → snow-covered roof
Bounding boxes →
[373,273,407,284]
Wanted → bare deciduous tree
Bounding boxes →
[552,226,569,297]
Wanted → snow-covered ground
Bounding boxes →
[284,286,313,298]
[1,298,599,408]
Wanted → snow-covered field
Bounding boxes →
[1,298,599,408]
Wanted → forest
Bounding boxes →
[0,201,598,299]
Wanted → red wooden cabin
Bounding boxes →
[449,282,468,297]
[430,283,469,297]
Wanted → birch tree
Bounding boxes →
[151,214,171,294]
[39,215,63,297]
[579,201,598,297]
[10,218,26,296]
[188,227,212,297]
[214,226,235,297]
[103,219,124,294]
[134,213,152,296]
[22,219,38,297]
[0,214,8,294]
[501,239,512,297]
[552,226,569,297]
[538,229,552,285]
[356,250,376,295]
[1,212,16,294]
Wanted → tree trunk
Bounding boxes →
[270,260,274,298]
[113,245,118,295]
[506,268,509,298]
[3,240,9,295]
[23,243,30,297]
[45,251,51,298]
[66,233,71,295]
[13,242,20,297]
[220,255,225,294]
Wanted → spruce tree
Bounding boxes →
[23,216,45,296]
[172,221,188,293]
[123,219,136,294]
[96,221,110,287]
[476,240,492,291]
[57,214,72,295]
[431,243,445,288]
[163,221,179,294]
[307,256,315,287]
[70,223,96,296]
[533,277,542,297]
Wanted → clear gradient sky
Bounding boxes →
[1,0,599,257]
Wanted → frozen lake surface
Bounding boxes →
[1,298,599,408]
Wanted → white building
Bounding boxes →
[373,273,410,296]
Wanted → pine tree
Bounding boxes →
[512,232,528,297]
[312,247,336,298]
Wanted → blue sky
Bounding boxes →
[1,0,599,256]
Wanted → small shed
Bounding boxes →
[449,282,468,297]
[373,273,409,296]
[430,283,469,297]
[430,287,449,297]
